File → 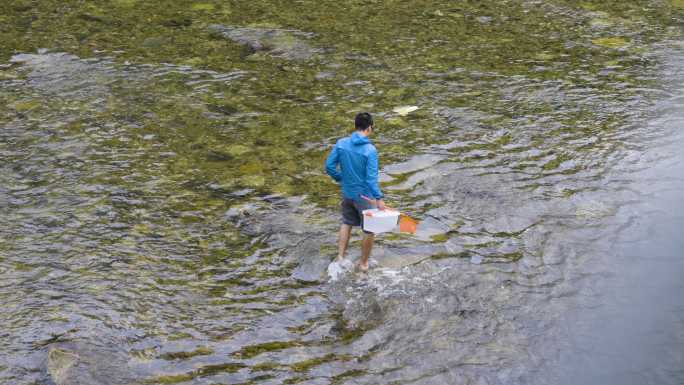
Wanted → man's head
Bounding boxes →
[355,112,374,135]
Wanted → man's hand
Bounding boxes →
[360,195,387,210]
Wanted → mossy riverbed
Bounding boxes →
[1,1,683,384]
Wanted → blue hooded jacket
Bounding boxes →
[325,131,383,201]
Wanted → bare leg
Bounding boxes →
[337,224,352,261]
[358,232,375,271]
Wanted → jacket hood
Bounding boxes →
[350,131,370,145]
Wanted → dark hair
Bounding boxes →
[355,112,373,130]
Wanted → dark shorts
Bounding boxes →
[341,198,374,232]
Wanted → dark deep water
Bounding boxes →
[1,1,683,384]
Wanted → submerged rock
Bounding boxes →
[291,238,333,282]
[9,53,127,99]
[383,153,445,175]
[209,25,318,61]
[46,344,136,385]
[47,348,80,385]
[373,244,445,269]
[435,106,489,131]
[226,196,337,282]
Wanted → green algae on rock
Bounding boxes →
[592,36,630,48]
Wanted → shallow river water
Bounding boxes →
[1,1,683,384]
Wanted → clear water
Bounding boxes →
[1,1,683,384]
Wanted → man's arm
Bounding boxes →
[365,149,384,201]
[325,144,342,182]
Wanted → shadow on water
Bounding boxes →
[1,1,684,384]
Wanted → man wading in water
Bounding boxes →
[325,112,386,272]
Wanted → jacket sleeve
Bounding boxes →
[325,144,342,182]
[366,149,384,199]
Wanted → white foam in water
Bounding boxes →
[470,254,483,265]
[327,258,353,281]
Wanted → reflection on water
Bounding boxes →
[1,1,683,384]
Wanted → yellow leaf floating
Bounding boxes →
[392,105,419,116]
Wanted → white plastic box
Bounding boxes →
[362,209,400,233]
